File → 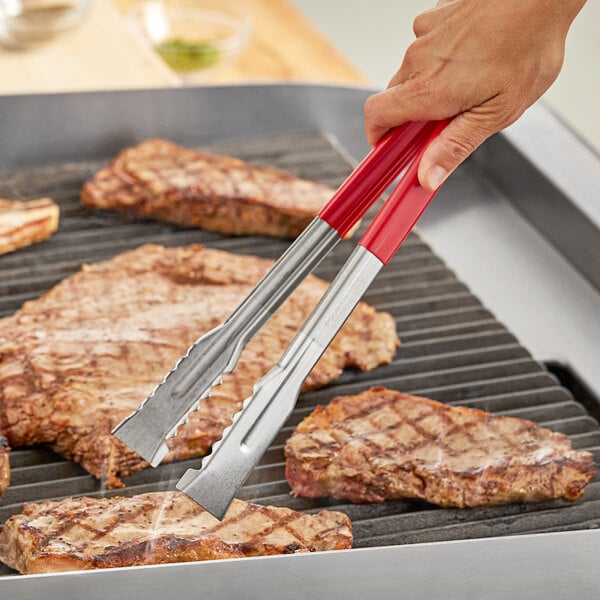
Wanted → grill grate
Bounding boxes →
[0,131,599,576]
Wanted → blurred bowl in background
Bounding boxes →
[0,0,93,49]
[128,1,252,81]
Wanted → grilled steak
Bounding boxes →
[0,245,398,488]
[285,387,598,507]
[0,492,352,573]
[0,435,8,500]
[0,197,59,255]
[81,139,334,238]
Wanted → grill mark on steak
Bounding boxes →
[0,493,353,574]
[81,139,334,238]
[90,504,150,542]
[285,387,598,507]
[0,244,398,487]
[232,507,308,555]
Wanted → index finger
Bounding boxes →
[364,80,443,146]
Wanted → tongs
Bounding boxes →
[113,119,448,519]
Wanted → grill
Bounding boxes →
[0,129,599,579]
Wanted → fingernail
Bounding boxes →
[426,165,448,190]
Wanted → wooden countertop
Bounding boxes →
[0,0,367,95]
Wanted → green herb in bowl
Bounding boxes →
[155,38,222,72]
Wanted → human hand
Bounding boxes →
[364,0,586,190]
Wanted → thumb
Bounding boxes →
[418,110,499,191]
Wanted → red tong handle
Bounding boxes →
[318,120,439,237]
[358,120,450,265]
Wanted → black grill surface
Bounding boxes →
[0,131,599,576]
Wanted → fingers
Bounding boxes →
[364,79,452,146]
[417,108,501,190]
[364,85,414,146]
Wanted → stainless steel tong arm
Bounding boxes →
[112,218,340,466]
[177,246,383,519]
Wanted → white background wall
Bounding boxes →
[291,0,600,154]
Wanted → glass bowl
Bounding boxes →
[128,1,252,81]
[0,0,93,49]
